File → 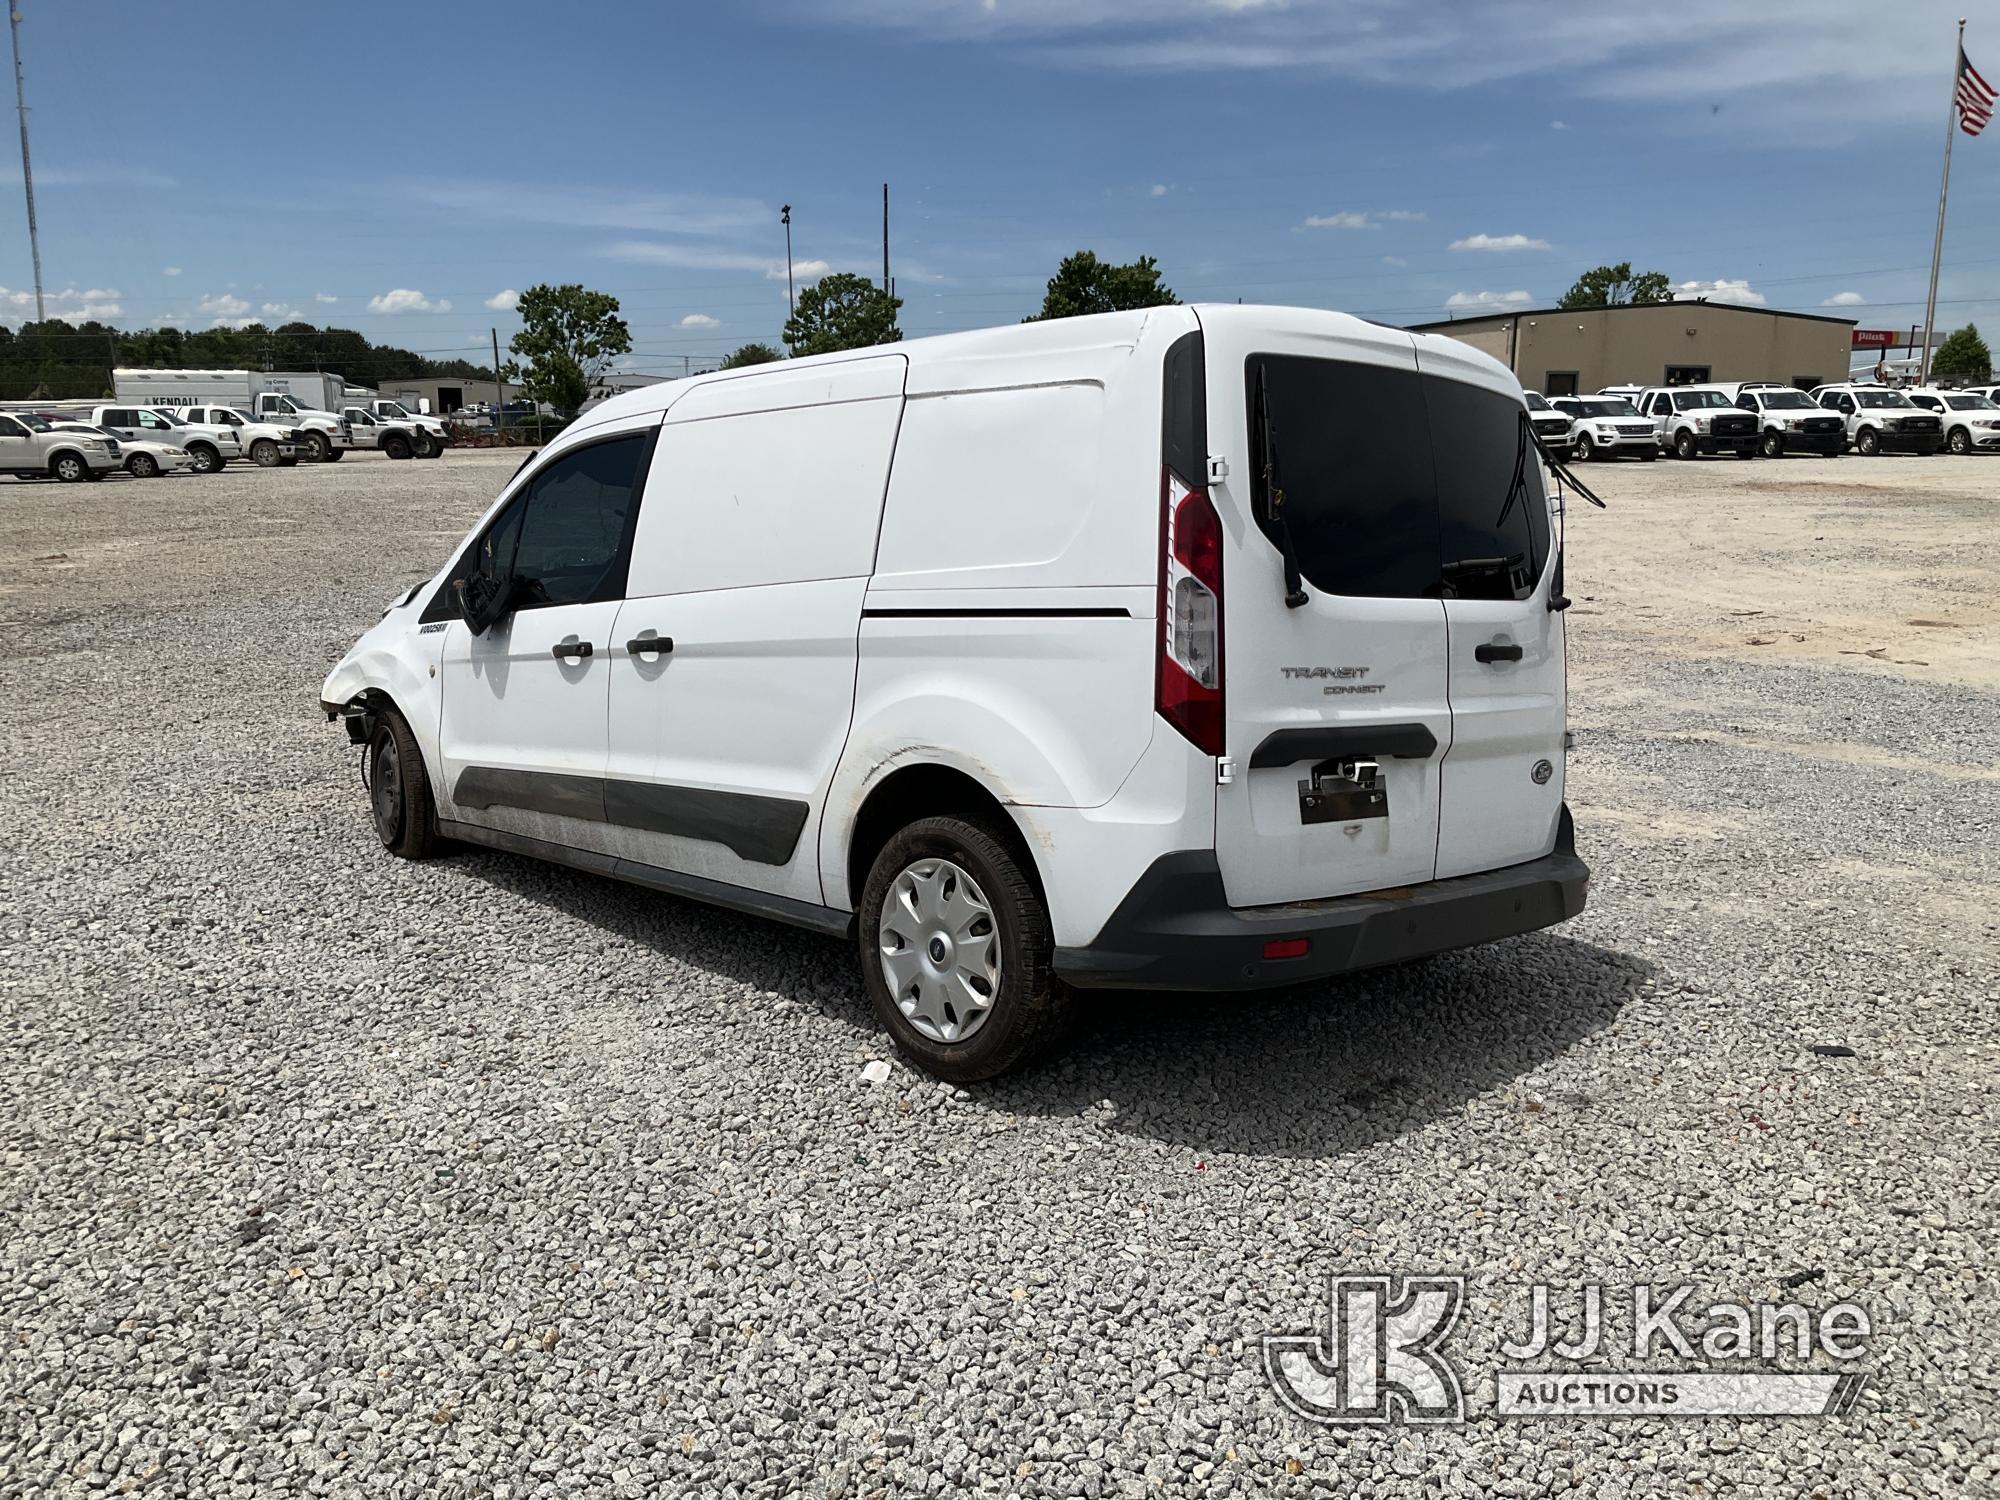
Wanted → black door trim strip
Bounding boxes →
[860,606,1131,619]
[1248,722,1439,769]
[450,767,810,866]
[438,819,853,938]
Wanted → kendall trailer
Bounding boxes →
[112,369,355,461]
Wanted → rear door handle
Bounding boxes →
[551,638,593,660]
[625,634,674,656]
[1475,641,1523,663]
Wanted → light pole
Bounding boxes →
[9,3,44,322]
[781,203,794,317]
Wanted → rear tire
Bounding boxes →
[127,453,160,478]
[367,709,438,860]
[858,814,1071,1082]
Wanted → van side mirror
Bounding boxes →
[453,571,520,635]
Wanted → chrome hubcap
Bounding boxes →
[878,857,1000,1044]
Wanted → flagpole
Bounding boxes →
[1919,17,1966,384]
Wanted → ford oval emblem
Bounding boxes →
[1531,759,1554,785]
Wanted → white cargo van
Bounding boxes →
[323,307,1589,1079]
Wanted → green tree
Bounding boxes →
[719,341,784,369]
[506,283,632,415]
[1930,323,1992,383]
[782,273,902,357]
[1028,250,1179,320]
[1557,262,1672,310]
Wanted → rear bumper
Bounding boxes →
[1053,806,1590,990]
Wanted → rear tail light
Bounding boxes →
[1156,466,1225,756]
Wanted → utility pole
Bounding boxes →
[9,2,44,322]
[781,204,794,316]
[491,327,504,418]
[882,182,890,295]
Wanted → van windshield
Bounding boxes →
[1246,356,1550,603]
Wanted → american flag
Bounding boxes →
[1958,44,1996,136]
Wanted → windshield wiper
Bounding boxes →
[1252,363,1310,610]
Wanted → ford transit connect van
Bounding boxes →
[323,307,1589,1080]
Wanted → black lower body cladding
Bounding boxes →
[1054,808,1589,990]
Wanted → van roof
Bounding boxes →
[572,304,1510,433]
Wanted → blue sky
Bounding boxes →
[5,0,1998,373]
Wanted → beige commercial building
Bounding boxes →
[1409,301,1858,396]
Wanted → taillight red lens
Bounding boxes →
[1156,467,1225,757]
[1263,938,1310,960]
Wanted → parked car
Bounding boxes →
[47,421,192,478]
[1904,388,2000,454]
[84,405,242,474]
[1549,395,1657,461]
[1634,385,1760,459]
[1808,384,1943,456]
[0,409,122,481]
[322,307,1589,1080]
[1596,385,1643,403]
[1733,388,1847,457]
[175,404,302,468]
[1523,391,1573,458]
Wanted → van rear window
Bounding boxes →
[1246,356,1550,602]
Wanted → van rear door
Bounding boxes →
[1198,316,1453,907]
[1412,336,1567,877]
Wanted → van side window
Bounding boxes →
[508,435,648,609]
[1428,377,1549,603]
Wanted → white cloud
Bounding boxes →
[209,317,260,330]
[1673,277,1765,306]
[315,292,339,304]
[367,288,452,314]
[261,302,301,322]
[1377,209,1426,222]
[197,292,250,317]
[603,241,830,285]
[805,2,1952,135]
[1822,290,1866,306]
[1304,211,1376,229]
[484,288,521,311]
[1150,183,1169,196]
[1550,120,1569,130]
[1445,289,1533,311]
[679,313,721,328]
[162,266,181,277]
[0,285,124,321]
[1382,255,1407,267]
[1450,233,1552,252]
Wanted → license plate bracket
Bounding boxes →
[1299,757,1387,825]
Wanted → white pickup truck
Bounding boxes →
[175,404,303,468]
[338,400,447,460]
[84,405,243,474]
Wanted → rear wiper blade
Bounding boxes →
[1531,431,1607,509]
[1253,363,1310,610]
[1493,409,1532,532]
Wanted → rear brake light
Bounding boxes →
[1263,938,1309,960]
[1156,466,1225,756]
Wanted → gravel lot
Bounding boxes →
[3,449,1995,1497]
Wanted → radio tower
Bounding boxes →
[9,4,44,322]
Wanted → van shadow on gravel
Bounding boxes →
[449,849,1648,1162]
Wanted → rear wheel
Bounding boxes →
[859,815,1071,1082]
[186,443,221,474]
[52,454,86,483]
[382,433,412,461]
[303,431,331,463]
[367,708,438,859]
[126,453,160,478]
[250,439,282,468]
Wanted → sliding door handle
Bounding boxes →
[1475,641,1523,664]
[625,634,674,656]
[550,638,593,660]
